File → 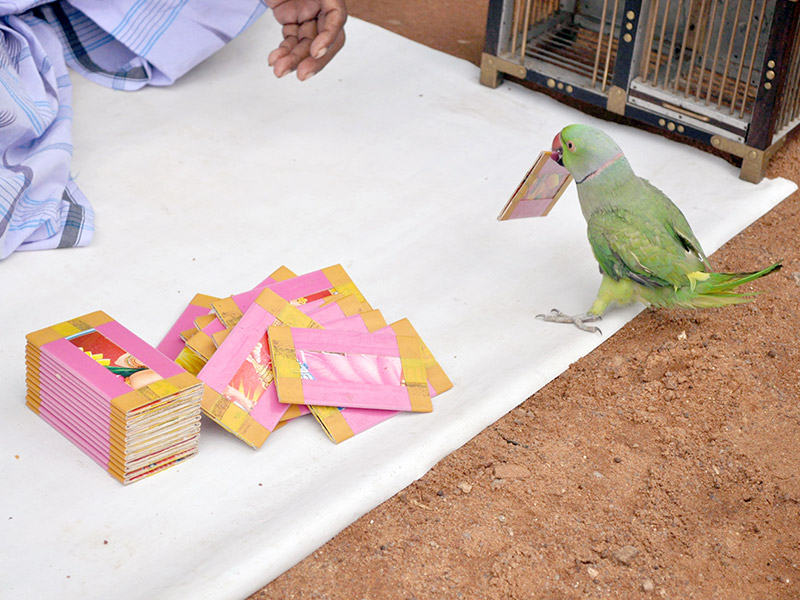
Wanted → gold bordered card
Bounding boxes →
[166,266,296,374]
[268,327,432,413]
[196,287,324,448]
[304,317,451,443]
[498,150,573,220]
[209,266,298,328]
[156,293,219,360]
[213,264,370,329]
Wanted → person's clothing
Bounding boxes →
[0,0,266,259]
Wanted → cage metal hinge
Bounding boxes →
[480,52,527,88]
[710,136,786,183]
[606,86,627,115]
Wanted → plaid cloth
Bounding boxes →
[0,1,266,259]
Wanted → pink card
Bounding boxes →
[156,293,219,360]
[269,327,432,413]
[497,151,573,220]
[197,287,323,448]
[212,264,369,328]
[37,408,110,467]
[320,310,388,333]
[299,294,370,325]
[159,266,296,356]
[40,321,185,399]
[305,318,452,443]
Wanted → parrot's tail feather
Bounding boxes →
[684,292,759,309]
[702,262,782,293]
[683,261,782,309]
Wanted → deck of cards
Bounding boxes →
[156,264,452,448]
[25,311,204,485]
[24,264,452,483]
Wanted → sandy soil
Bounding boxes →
[252,3,800,598]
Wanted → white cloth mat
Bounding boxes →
[0,16,795,600]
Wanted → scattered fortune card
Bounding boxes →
[269,327,432,413]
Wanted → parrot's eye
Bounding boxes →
[566,140,576,152]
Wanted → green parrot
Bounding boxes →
[537,124,781,334]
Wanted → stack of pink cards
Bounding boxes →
[157,264,453,446]
[26,311,204,485]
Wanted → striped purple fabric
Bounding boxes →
[0,1,266,259]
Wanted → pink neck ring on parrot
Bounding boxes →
[576,152,624,184]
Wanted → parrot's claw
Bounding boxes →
[535,309,603,335]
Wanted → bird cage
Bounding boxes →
[481,0,800,182]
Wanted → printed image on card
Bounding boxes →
[66,329,162,391]
[497,150,573,220]
[298,347,402,385]
[307,317,452,443]
[224,331,274,412]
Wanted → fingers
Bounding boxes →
[267,0,347,80]
[268,21,316,78]
[295,28,344,81]
[267,24,295,70]
[308,0,347,60]
[272,37,313,78]
[268,25,345,80]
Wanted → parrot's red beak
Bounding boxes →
[550,132,564,166]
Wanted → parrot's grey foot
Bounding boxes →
[535,309,603,335]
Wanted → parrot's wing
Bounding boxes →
[587,208,703,289]
[641,179,711,269]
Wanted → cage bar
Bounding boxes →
[673,0,695,93]
[641,0,660,82]
[683,0,707,99]
[775,24,800,133]
[662,0,683,91]
[693,0,720,102]
[738,0,767,117]
[600,0,622,91]
[715,0,744,109]
[502,0,625,89]
[636,0,771,120]
[592,0,611,86]
[520,0,533,60]
[729,0,756,114]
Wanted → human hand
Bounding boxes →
[266,0,347,81]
